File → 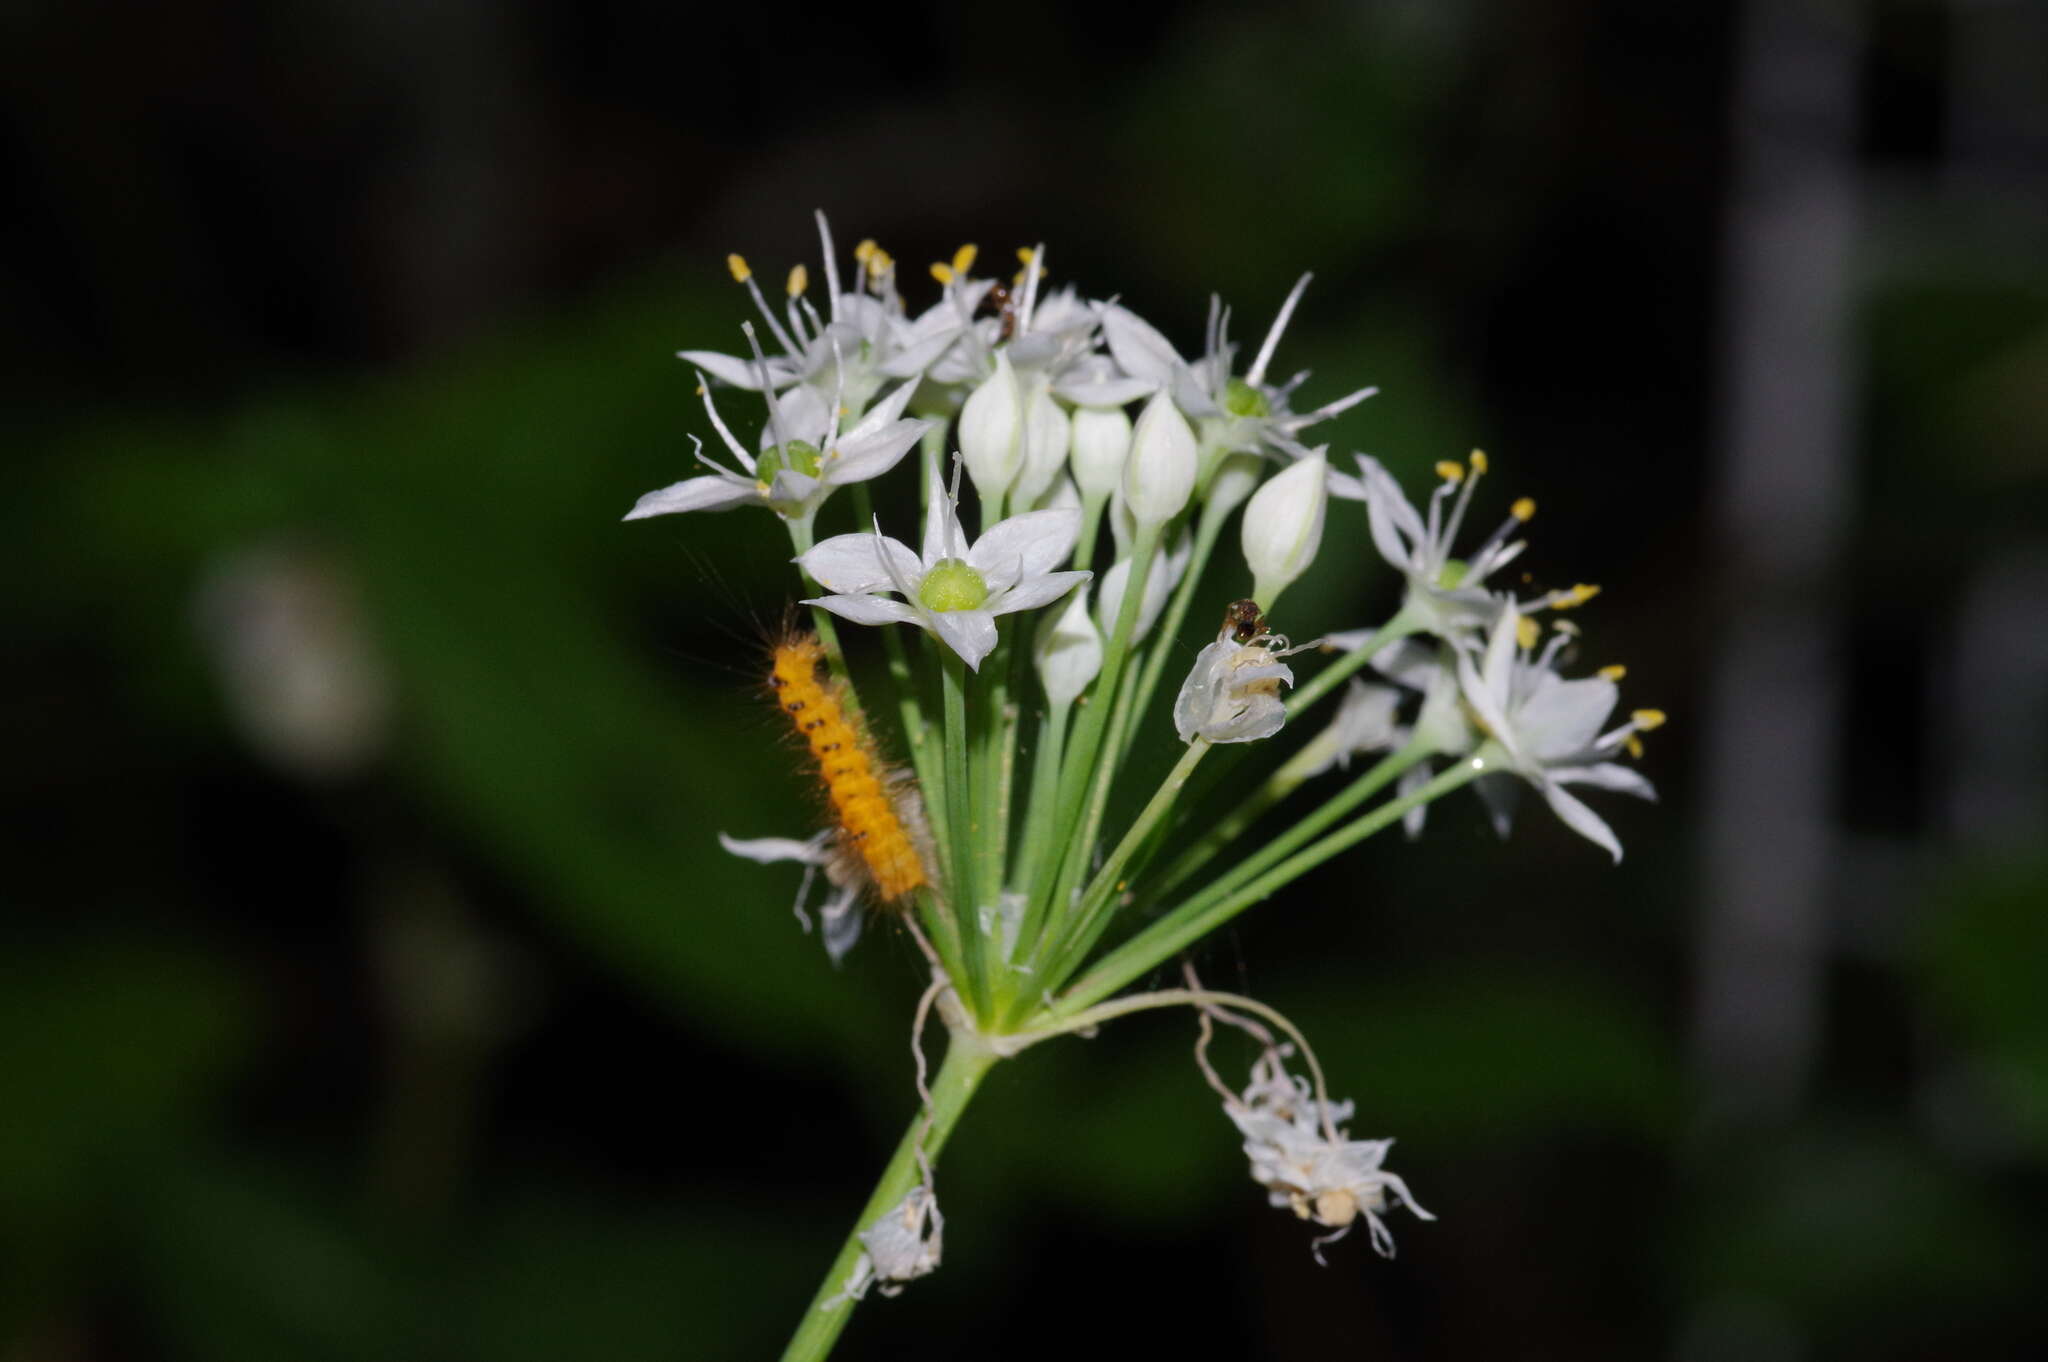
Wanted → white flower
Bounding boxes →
[1034,586,1102,706]
[1173,615,1306,745]
[798,479,1090,671]
[678,214,964,412]
[1355,451,1556,641]
[1224,1049,1433,1258]
[1296,678,1406,778]
[1455,603,1661,862]
[717,831,864,962]
[1098,277,1377,469]
[623,362,929,522]
[837,1185,943,1303]
[1240,448,1328,607]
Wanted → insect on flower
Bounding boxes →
[719,630,932,961]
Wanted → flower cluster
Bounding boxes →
[623,215,1665,1350]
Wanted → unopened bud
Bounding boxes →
[1122,389,1197,526]
[1034,586,1102,706]
[1069,405,1132,499]
[959,350,1024,501]
[1012,385,1071,507]
[1241,450,1328,608]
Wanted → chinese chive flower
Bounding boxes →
[797,471,1088,671]
[627,216,1664,1352]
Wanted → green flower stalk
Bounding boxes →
[621,217,1667,1361]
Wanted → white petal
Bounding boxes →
[826,418,929,486]
[1055,373,1157,407]
[679,349,785,390]
[1515,675,1618,763]
[623,475,756,519]
[1538,779,1624,862]
[800,533,921,594]
[1355,455,1426,570]
[1455,640,1517,761]
[718,832,826,865]
[1552,762,1658,801]
[819,884,864,963]
[969,508,1081,585]
[987,569,1092,617]
[1098,304,1187,386]
[805,593,920,627]
[926,609,999,671]
[770,382,834,450]
[844,375,921,438]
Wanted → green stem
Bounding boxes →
[1025,523,1160,934]
[939,652,988,1018]
[1283,609,1418,720]
[1057,752,1490,1015]
[1042,738,1211,991]
[1121,494,1231,763]
[777,1036,998,1362]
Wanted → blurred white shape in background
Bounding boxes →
[194,540,394,781]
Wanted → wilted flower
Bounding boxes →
[1224,1048,1433,1258]
[1174,612,1308,745]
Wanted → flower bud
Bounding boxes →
[959,350,1024,501]
[1240,450,1328,607]
[1012,384,1071,508]
[1034,586,1102,706]
[1204,450,1263,518]
[1069,405,1132,500]
[1122,389,1197,526]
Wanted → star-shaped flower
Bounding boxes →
[622,362,930,523]
[797,476,1090,671]
[1097,275,1377,474]
[1455,603,1661,862]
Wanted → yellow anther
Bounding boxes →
[1598,664,1627,681]
[866,248,893,279]
[1012,270,1028,287]
[726,253,751,283]
[1512,496,1536,521]
[1469,449,1489,475]
[786,263,808,297]
[951,243,978,275]
[694,383,706,397]
[1555,583,1601,609]
[853,239,876,263]
[1624,734,1644,759]
[1435,460,1464,483]
[1515,615,1540,650]
[929,261,955,285]
[1553,619,1581,637]
[1632,708,1667,731]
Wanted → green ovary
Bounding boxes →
[756,440,823,486]
[918,558,989,612]
[1222,377,1270,420]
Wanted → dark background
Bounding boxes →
[7,0,2047,1358]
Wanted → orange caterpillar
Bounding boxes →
[770,632,927,902]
